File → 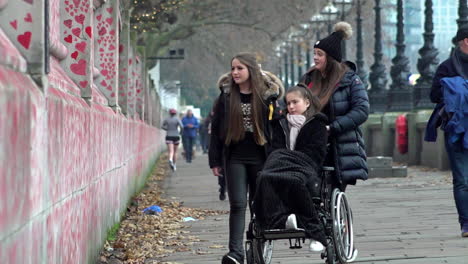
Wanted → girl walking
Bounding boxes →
[209,52,283,264]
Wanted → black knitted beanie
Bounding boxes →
[314,22,353,62]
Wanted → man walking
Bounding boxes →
[429,25,468,238]
[181,109,199,163]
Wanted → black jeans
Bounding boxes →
[225,162,263,261]
[182,136,195,161]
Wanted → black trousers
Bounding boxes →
[225,162,263,261]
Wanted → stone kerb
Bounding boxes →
[94,0,120,111]
[0,0,46,78]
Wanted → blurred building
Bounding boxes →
[381,0,457,74]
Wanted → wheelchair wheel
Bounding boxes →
[331,188,356,263]
[250,238,273,264]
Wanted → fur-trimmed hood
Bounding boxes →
[217,71,285,101]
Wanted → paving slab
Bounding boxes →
[160,153,468,264]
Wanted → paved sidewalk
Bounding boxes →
[160,152,468,264]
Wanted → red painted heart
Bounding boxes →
[23,0,33,4]
[128,59,132,65]
[106,7,113,14]
[17,32,32,49]
[64,19,72,29]
[85,26,92,38]
[119,44,124,53]
[71,51,79,60]
[96,14,102,21]
[72,0,80,8]
[10,20,17,30]
[64,35,73,43]
[110,92,115,98]
[99,48,104,52]
[75,14,85,25]
[106,18,113,25]
[109,45,115,51]
[108,30,116,37]
[24,13,32,23]
[100,80,107,86]
[101,69,108,76]
[70,59,87,76]
[75,41,86,53]
[72,27,81,37]
[79,80,88,88]
[98,27,107,36]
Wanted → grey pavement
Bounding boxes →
[160,152,468,264]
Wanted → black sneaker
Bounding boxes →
[221,254,242,264]
[219,191,226,201]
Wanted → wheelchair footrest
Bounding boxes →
[262,228,306,240]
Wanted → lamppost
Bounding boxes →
[300,23,313,69]
[456,0,468,36]
[355,0,368,88]
[413,0,439,109]
[320,2,339,34]
[368,0,388,113]
[387,0,412,112]
[333,0,354,59]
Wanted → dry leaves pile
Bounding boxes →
[97,155,228,264]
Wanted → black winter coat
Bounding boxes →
[269,113,328,168]
[301,67,369,185]
[209,71,284,170]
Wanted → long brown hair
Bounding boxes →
[225,52,267,146]
[310,54,348,109]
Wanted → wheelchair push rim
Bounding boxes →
[331,188,356,263]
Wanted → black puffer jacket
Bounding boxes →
[301,66,369,185]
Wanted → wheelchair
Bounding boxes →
[245,167,358,264]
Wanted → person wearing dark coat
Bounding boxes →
[208,52,284,264]
[427,25,468,238]
[299,21,369,186]
[254,85,328,252]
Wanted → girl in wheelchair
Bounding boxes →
[253,83,328,252]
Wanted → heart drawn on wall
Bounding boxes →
[100,80,107,86]
[71,51,79,60]
[106,7,113,14]
[17,32,32,49]
[72,0,80,8]
[64,35,73,43]
[85,27,92,38]
[96,14,102,21]
[75,41,87,53]
[10,20,18,30]
[75,14,85,25]
[24,13,32,23]
[23,0,33,4]
[106,18,113,25]
[72,28,81,37]
[70,59,87,76]
[79,80,88,88]
[64,19,73,29]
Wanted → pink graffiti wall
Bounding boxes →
[0,0,165,263]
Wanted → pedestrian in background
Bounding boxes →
[427,25,468,238]
[199,115,210,154]
[181,109,199,163]
[299,21,369,188]
[162,108,183,171]
[209,52,284,264]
